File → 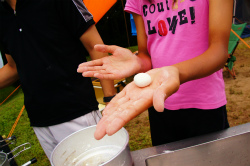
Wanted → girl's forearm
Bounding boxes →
[172,43,228,84]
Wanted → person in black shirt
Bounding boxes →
[0,0,116,160]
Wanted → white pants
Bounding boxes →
[33,110,102,162]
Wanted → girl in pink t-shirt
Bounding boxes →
[78,0,233,144]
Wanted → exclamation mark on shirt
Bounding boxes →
[190,6,195,24]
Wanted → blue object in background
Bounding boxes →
[130,14,137,36]
[242,25,250,38]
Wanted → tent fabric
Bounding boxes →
[83,0,117,23]
[227,55,236,71]
[242,25,250,38]
[225,23,246,79]
[229,23,247,54]
[235,0,250,38]
[235,0,250,25]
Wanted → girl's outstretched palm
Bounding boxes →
[94,66,180,140]
[77,44,142,80]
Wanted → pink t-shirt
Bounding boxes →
[125,0,227,110]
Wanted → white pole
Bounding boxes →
[0,51,3,68]
[233,0,236,24]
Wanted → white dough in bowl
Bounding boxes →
[134,73,152,87]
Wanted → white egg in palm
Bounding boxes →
[134,73,152,87]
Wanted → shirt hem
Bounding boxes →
[29,107,98,127]
[76,19,95,38]
[124,7,141,15]
[164,100,227,110]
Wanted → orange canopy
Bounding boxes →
[84,0,117,23]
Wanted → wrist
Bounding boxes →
[135,52,151,73]
[103,94,116,103]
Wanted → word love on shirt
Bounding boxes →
[143,0,196,36]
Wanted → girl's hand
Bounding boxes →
[94,66,180,140]
[77,44,141,80]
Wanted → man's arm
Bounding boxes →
[80,25,116,99]
[0,54,19,89]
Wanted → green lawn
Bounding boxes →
[0,85,50,166]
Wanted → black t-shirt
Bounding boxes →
[0,0,99,127]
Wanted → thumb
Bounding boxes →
[153,81,180,112]
[153,85,167,112]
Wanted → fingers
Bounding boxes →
[94,113,127,140]
[92,73,117,80]
[94,90,127,140]
[94,107,128,140]
[77,58,116,79]
[94,88,152,140]
[78,59,104,68]
[94,44,119,55]
[81,70,110,78]
[77,60,104,73]
[77,66,105,73]
[105,97,152,136]
[95,98,152,139]
[78,66,122,80]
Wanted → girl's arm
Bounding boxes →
[173,0,233,84]
[152,0,233,111]
[132,13,152,73]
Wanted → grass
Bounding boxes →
[0,85,49,166]
[127,45,138,53]
[124,111,152,151]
